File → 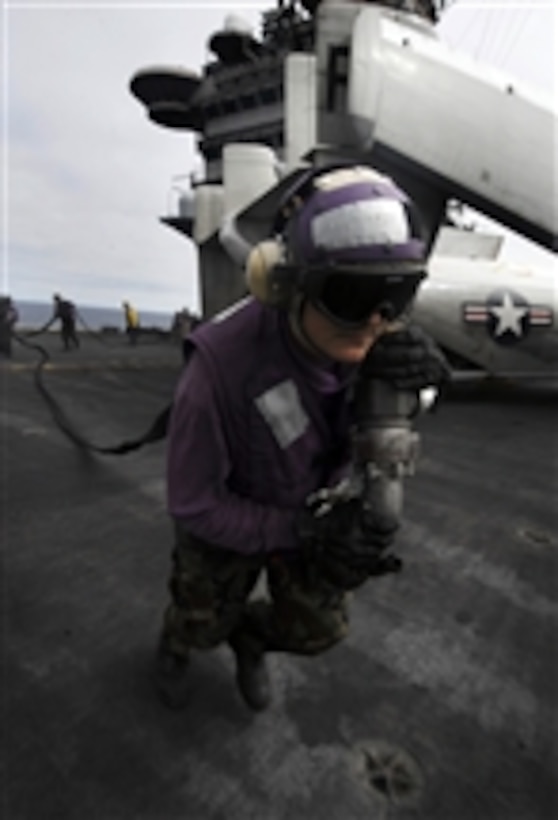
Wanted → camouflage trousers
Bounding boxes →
[161,524,352,659]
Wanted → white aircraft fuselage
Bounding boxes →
[414,254,558,384]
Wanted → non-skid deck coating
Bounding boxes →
[1,332,557,820]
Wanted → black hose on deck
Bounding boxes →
[12,331,171,455]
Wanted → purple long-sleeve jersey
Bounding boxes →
[167,298,355,554]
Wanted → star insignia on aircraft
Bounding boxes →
[462,289,553,346]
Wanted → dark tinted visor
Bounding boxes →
[312,272,424,327]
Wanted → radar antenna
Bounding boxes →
[298,1,452,24]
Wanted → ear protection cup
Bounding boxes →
[245,239,293,305]
[243,165,338,306]
[244,162,369,305]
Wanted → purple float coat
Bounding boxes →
[167,297,355,554]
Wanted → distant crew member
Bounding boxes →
[0,295,19,358]
[49,294,80,351]
[171,308,203,360]
[122,301,140,346]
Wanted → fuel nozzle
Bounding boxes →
[351,375,421,534]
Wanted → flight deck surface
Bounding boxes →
[1,332,556,819]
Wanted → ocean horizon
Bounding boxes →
[13,299,174,332]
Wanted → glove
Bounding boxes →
[297,496,401,590]
[362,324,451,392]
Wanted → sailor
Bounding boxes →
[122,301,140,345]
[0,295,19,358]
[156,164,449,712]
[49,294,80,351]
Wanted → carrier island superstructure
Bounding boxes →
[130,0,557,318]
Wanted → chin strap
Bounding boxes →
[288,296,334,363]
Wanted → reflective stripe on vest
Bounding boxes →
[254,378,309,449]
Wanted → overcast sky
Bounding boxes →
[2,0,556,313]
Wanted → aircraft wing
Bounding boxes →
[348,7,558,251]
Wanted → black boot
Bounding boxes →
[230,640,271,712]
[154,640,191,710]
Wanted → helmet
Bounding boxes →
[246,165,427,326]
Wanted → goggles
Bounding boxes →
[302,266,426,328]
